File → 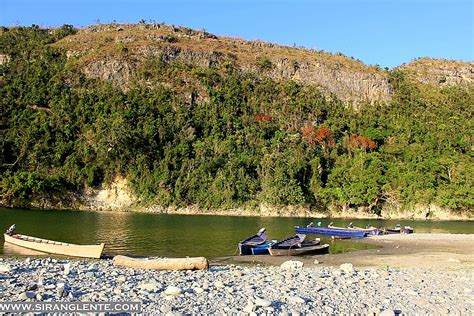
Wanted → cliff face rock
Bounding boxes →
[82,57,134,88]
[53,23,471,105]
[79,176,136,211]
[399,58,474,87]
[54,23,391,105]
[266,58,391,104]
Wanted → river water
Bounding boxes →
[1,208,472,258]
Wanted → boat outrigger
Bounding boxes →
[3,225,105,259]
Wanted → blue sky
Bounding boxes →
[1,0,472,67]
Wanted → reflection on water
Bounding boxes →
[1,207,473,258]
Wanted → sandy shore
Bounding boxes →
[223,233,474,270]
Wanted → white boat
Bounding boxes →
[4,233,105,259]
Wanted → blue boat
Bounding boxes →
[239,228,268,255]
[295,224,368,238]
[250,240,277,255]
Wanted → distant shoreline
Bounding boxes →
[1,203,472,221]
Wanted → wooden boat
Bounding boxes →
[347,223,383,236]
[4,233,105,259]
[269,234,329,256]
[239,228,267,255]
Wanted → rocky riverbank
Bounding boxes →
[0,257,473,315]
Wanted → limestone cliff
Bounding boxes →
[54,23,392,105]
[399,58,474,87]
[52,23,474,105]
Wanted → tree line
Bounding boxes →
[1,26,472,215]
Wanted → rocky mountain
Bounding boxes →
[51,23,473,106]
[1,23,472,219]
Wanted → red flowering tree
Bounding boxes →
[255,113,272,122]
[301,125,335,154]
[344,134,377,151]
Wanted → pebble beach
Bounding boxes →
[1,256,473,315]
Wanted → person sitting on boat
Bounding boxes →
[5,224,16,236]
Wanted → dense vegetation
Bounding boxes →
[1,26,473,215]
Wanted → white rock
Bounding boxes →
[116,276,126,283]
[193,287,204,294]
[0,264,12,273]
[160,305,172,313]
[214,280,225,289]
[243,302,255,313]
[340,263,354,274]
[288,296,306,304]
[164,286,183,296]
[314,259,320,265]
[367,307,380,316]
[280,260,304,270]
[113,288,123,295]
[255,297,272,307]
[138,283,158,291]
[17,293,28,301]
[380,310,395,316]
[63,262,72,272]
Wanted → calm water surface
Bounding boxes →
[1,208,472,258]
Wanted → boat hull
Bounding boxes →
[295,227,367,238]
[250,241,276,255]
[4,234,105,259]
[269,244,329,256]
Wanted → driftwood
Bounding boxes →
[112,255,209,271]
